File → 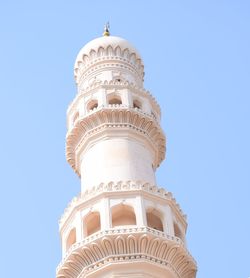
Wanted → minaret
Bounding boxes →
[56,26,197,278]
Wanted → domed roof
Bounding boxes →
[74,35,143,68]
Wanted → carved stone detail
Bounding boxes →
[59,181,186,228]
[74,45,144,85]
[56,227,197,278]
[66,108,166,176]
[68,80,161,119]
[60,35,197,278]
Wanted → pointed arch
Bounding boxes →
[97,46,105,57]
[86,99,98,112]
[107,94,122,105]
[66,227,76,251]
[146,208,164,232]
[133,99,142,109]
[114,46,121,56]
[83,211,101,237]
[111,204,136,227]
[89,49,96,59]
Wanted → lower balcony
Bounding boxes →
[56,227,197,278]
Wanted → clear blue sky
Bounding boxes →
[0,1,249,277]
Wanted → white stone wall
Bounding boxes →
[80,138,156,189]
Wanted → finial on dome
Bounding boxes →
[103,22,110,36]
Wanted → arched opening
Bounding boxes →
[112,204,136,227]
[108,95,122,105]
[133,99,142,109]
[174,222,184,241]
[146,210,164,232]
[84,212,101,237]
[87,99,98,112]
[66,228,76,252]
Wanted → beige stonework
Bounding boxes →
[57,31,197,278]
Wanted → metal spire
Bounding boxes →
[103,22,110,36]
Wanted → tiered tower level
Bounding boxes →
[57,31,197,278]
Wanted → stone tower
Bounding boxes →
[56,28,197,278]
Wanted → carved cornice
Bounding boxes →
[59,181,186,230]
[56,227,197,278]
[74,45,144,84]
[67,80,161,119]
[66,108,166,176]
[77,59,143,87]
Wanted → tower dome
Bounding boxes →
[75,36,143,64]
[74,35,144,88]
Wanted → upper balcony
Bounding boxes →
[67,81,161,132]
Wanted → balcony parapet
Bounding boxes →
[66,107,166,175]
[59,181,186,229]
[56,226,196,278]
[67,80,161,118]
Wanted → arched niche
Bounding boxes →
[66,227,76,251]
[112,204,136,227]
[87,99,98,112]
[108,94,122,105]
[83,211,101,237]
[146,209,164,232]
[133,99,142,109]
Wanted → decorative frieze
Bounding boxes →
[56,227,196,278]
[66,107,165,176]
[74,43,144,85]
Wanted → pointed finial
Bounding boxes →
[103,22,110,36]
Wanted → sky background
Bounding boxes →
[0,1,249,277]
